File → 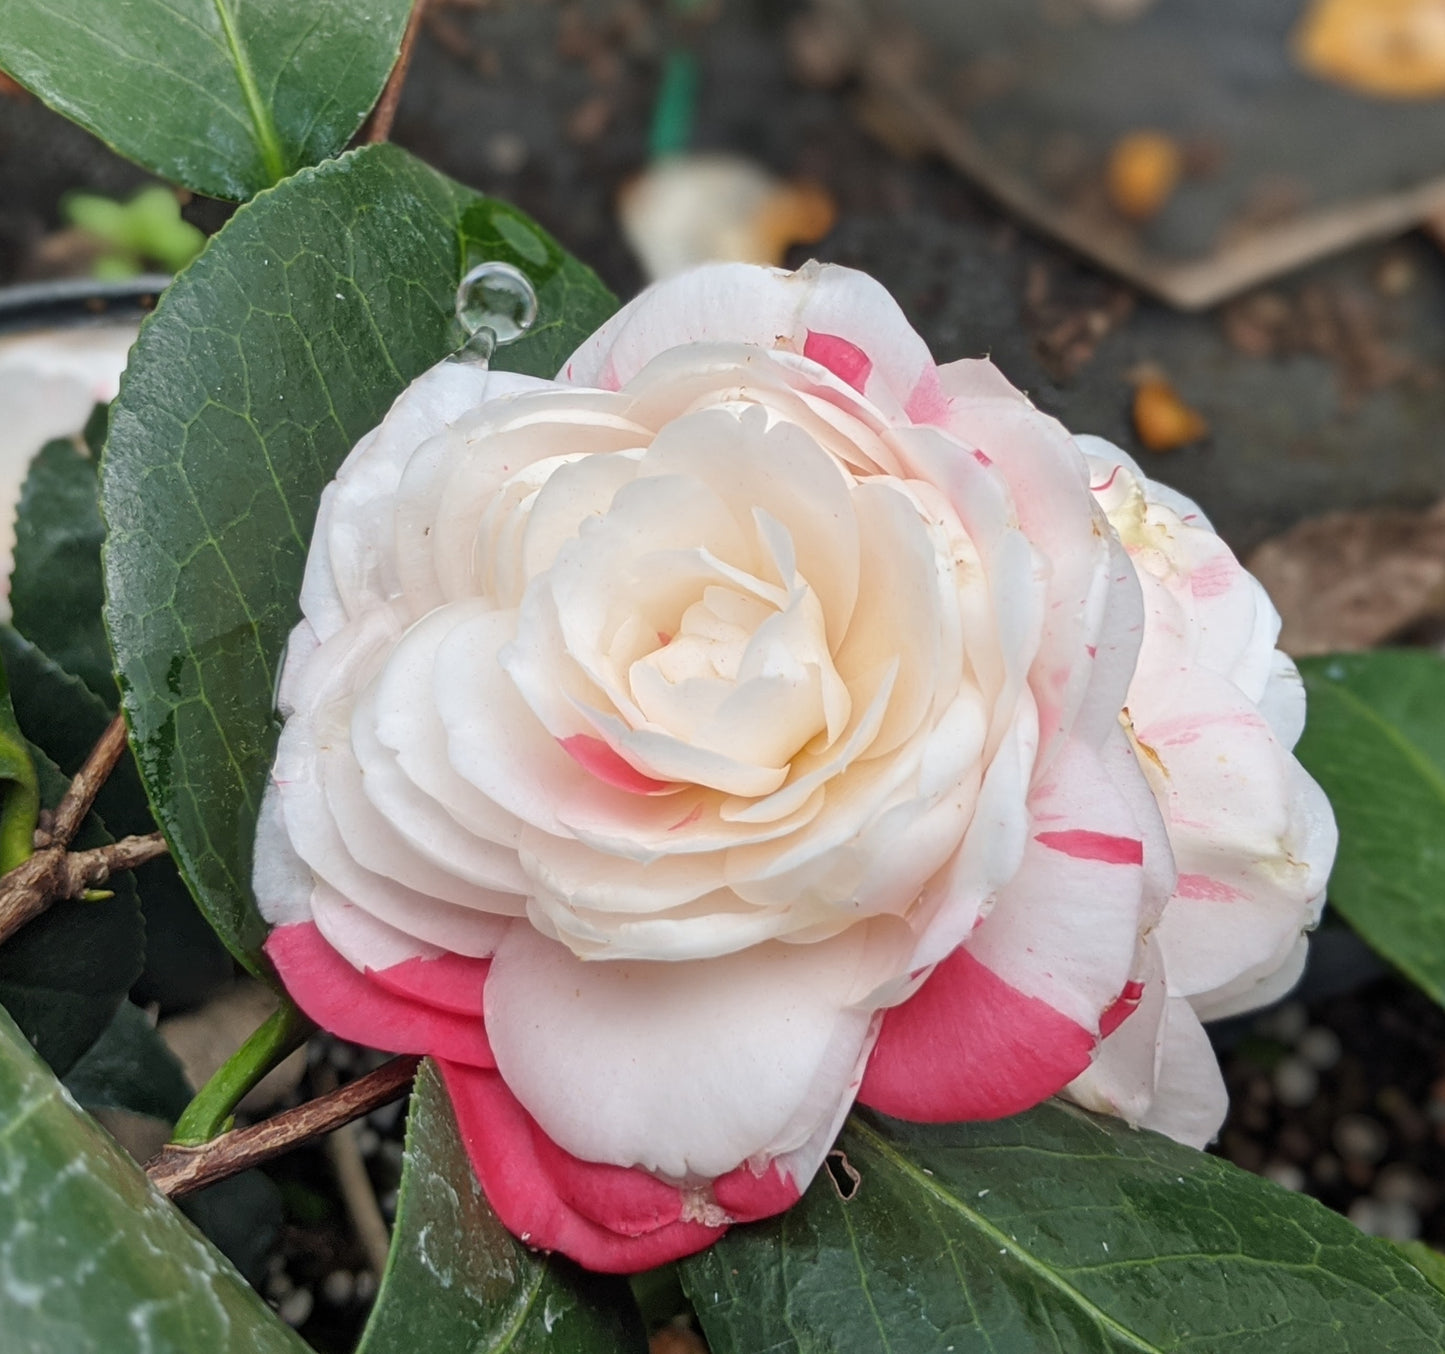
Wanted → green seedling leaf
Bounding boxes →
[0,649,39,872]
[0,0,414,200]
[11,437,113,703]
[682,1105,1445,1353]
[358,1059,647,1354]
[0,1003,309,1354]
[102,143,614,973]
[1296,650,1445,1007]
[64,186,207,277]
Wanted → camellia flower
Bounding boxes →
[256,261,1336,1272]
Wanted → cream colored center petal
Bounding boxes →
[627,575,850,768]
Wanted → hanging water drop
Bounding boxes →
[451,261,538,365]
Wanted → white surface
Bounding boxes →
[0,323,138,615]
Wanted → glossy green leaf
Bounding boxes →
[102,143,614,973]
[63,1000,193,1123]
[0,1003,309,1354]
[1296,650,1445,1006]
[358,1060,647,1354]
[0,741,143,1076]
[0,625,233,1009]
[11,437,113,702]
[681,1105,1445,1353]
[0,647,39,872]
[0,0,413,200]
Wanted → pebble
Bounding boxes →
[1256,1001,1308,1045]
[278,1287,314,1328]
[368,1101,405,1133]
[1334,1114,1389,1164]
[1297,1026,1342,1071]
[485,131,529,175]
[354,1271,378,1304]
[1273,1057,1319,1108]
[1374,1163,1435,1210]
[1312,1153,1343,1186]
[265,1270,293,1301]
[356,1127,381,1158]
[1262,1160,1305,1192]
[1349,1197,1421,1243]
[322,1270,355,1307]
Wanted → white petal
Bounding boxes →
[484,921,879,1179]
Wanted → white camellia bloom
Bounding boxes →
[257,261,1335,1272]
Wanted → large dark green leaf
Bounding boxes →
[0,1003,308,1354]
[0,743,143,1076]
[63,1000,193,1123]
[102,143,615,973]
[681,1105,1445,1353]
[0,0,413,200]
[357,1060,647,1354]
[0,625,233,1010]
[1296,651,1445,1006]
[10,437,113,703]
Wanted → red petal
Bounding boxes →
[266,922,494,1069]
[437,1061,724,1273]
[858,947,1096,1120]
[803,330,873,393]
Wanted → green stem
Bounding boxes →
[171,999,314,1145]
[648,49,698,160]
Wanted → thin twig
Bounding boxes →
[316,1064,393,1275]
[46,712,128,849]
[362,0,428,144]
[147,1056,421,1199]
[0,832,169,948]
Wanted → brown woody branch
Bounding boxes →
[44,711,129,849]
[361,0,429,144]
[147,1056,421,1199]
[0,832,170,948]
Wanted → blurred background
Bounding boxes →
[6,2,1445,1348]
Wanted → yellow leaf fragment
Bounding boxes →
[1132,377,1209,452]
[1106,131,1183,222]
[1295,0,1445,99]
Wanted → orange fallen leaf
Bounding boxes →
[1294,0,1445,99]
[1106,131,1183,222]
[1132,377,1208,451]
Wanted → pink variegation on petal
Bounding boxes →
[254,260,1335,1274]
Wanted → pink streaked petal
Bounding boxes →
[527,1121,688,1236]
[803,330,872,393]
[1099,979,1146,1038]
[711,1160,800,1221]
[1034,829,1144,867]
[559,734,676,795]
[266,922,495,1069]
[858,947,1095,1121]
[905,365,951,425]
[436,1061,724,1273]
[365,951,490,1017]
[1175,873,1247,903]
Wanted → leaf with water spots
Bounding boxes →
[0,0,413,200]
[0,1002,309,1354]
[101,143,615,974]
[681,1104,1445,1353]
[357,1060,647,1354]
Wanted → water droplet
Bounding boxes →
[451,261,538,366]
